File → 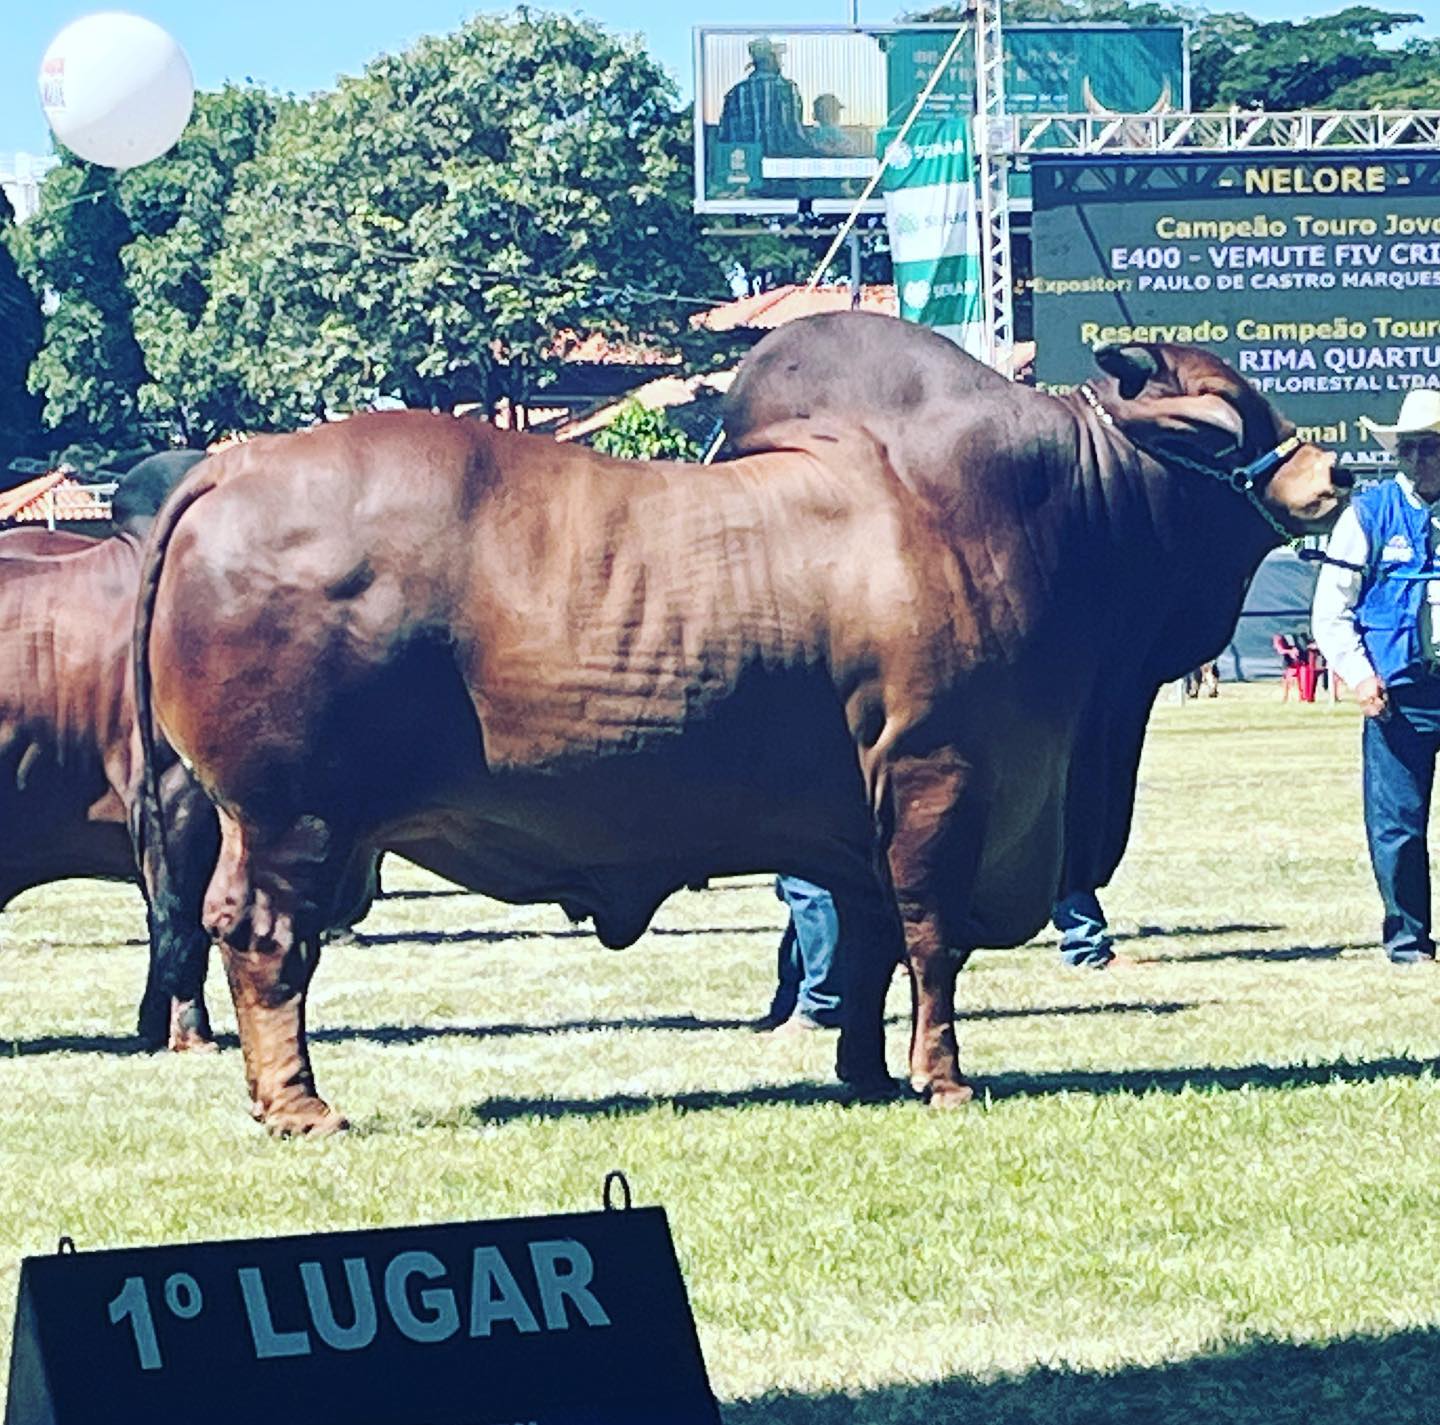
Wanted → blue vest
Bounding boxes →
[1353,478,1438,686]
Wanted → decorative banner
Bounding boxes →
[1031,152,1440,470]
[881,117,986,358]
[5,1205,720,1425]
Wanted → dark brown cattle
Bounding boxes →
[0,454,217,1048]
[723,312,1350,922]
[135,345,1346,1133]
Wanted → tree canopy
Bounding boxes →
[120,84,290,444]
[194,10,727,433]
[10,3,1439,459]
[15,9,731,452]
[0,189,44,477]
[12,162,150,460]
[905,2,1438,109]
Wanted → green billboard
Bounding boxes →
[695,24,1186,213]
[1031,153,1440,468]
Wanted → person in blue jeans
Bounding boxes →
[1312,391,1440,964]
[760,876,1116,1032]
[1051,888,1116,968]
[759,876,845,1031]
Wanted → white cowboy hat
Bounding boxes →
[1359,389,1440,451]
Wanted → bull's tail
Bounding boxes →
[133,461,226,894]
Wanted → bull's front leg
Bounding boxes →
[884,749,981,1107]
[207,811,346,1136]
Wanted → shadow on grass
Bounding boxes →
[307,999,1200,1048]
[375,888,473,902]
[345,925,778,946]
[0,1032,160,1056]
[0,1000,1197,1058]
[1116,922,1283,941]
[719,1327,1440,1425]
[1143,943,1354,964]
[454,1052,1440,1125]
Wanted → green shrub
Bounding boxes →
[592,400,702,461]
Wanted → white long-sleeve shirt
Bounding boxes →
[1311,472,1440,686]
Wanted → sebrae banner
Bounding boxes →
[880,118,986,358]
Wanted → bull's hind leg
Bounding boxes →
[206,809,346,1136]
[834,886,905,1097]
[883,748,981,1108]
[129,763,219,1052]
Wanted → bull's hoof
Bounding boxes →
[256,1097,349,1138]
[923,1079,976,1109]
[136,1004,170,1051]
[169,1029,219,1054]
[168,1001,216,1054]
[841,1074,902,1104]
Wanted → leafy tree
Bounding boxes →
[591,400,700,460]
[198,10,730,429]
[0,189,44,478]
[904,2,1427,109]
[1191,7,1421,110]
[1328,35,1440,107]
[120,84,289,444]
[12,160,151,461]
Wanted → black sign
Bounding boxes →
[5,1205,718,1425]
[1031,152,1440,468]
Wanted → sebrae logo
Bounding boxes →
[903,278,932,310]
[885,141,914,171]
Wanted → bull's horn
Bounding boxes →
[1083,75,1173,117]
[1094,342,1159,399]
[1081,76,1115,118]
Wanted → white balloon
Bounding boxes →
[39,12,195,170]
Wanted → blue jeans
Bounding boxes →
[1052,889,1114,967]
[768,876,844,1026]
[1363,682,1440,962]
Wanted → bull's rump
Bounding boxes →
[149,416,913,914]
[0,539,141,904]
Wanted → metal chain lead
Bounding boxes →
[1077,384,1303,549]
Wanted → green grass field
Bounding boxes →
[5,685,1440,1423]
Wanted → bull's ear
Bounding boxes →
[1094,343,1159,400]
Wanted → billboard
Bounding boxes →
[1031,152,1440,468]
[694,24,1187,213]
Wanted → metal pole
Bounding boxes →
[848,230,862,307]
[806,23,969,291]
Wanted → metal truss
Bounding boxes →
[1009,108,1440,155]
[973,0,1014,372]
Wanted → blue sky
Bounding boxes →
[5,1,1438,156]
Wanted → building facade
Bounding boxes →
[1,151,57,221]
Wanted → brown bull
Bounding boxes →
[135,342,1345,1133]
[722,313,1347,933]
[0,529,97,557]
[0,453,218,1048]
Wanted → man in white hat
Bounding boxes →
[1312,389,1440,963]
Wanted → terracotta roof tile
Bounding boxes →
[0,472,112,525]
[551,330,680,366]
[693,284,896,332]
